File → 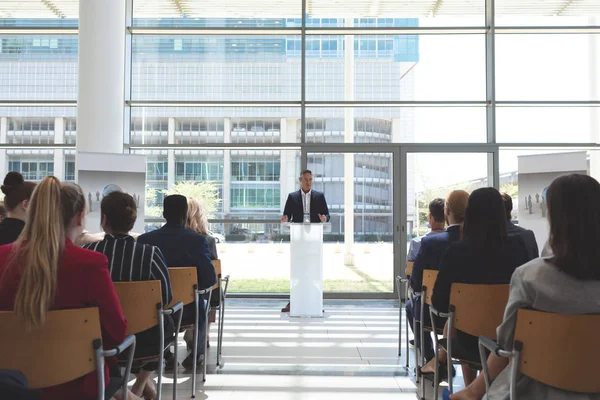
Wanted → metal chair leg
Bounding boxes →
[157,310,165,400]
[192,291,200,398]
[172,307,183,400]
[203,291,212,382]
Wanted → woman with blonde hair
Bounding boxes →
[0,177,138,400]
[186,198,219,347]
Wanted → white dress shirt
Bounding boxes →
[301,189,311,214]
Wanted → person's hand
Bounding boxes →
[280,215,289,223]
[450,387,481,400]
[318,214,327,223]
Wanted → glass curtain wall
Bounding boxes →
[0,1,599,295]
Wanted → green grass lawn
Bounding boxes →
[228,278,393,293]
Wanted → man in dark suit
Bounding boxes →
[501,193,539,260]
[280,169,330,312]
[137,194,216,369]
[406,190,469,362]
[281,169,330,224]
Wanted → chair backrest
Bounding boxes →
[450,283,509,339]
[422,269,439,305]
[167,267,198,309]
[406,261,414,278]
[0,307,101,389]
[212,259,222,290]
[113,280,162,335]
[514,309,600,393]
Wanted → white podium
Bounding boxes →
[283,223,330,318]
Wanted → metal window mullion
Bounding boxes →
[486,0,499,189]
[124,0,133,151]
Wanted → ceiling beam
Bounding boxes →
[431,0,444,17]
[40,0,65,18]
[555,0,577,16]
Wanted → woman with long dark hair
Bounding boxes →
[0,172,36,245]
[421,187,531,385]
[452,175,600,400]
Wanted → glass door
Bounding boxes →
[306,148,399,296]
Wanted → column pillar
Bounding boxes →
[343,19,355,266]
[223,118,231,214]
[167,117,175,189]
[0,117,7,179]
[589,17,600,180]
[53,117,65,180]
[77,0,128,156]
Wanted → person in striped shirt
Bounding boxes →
[84,191,173,400]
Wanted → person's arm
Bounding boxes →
[319,193,330,222]
[209,236,218,260]
[431,246,456,314]
[407,238,418,262]
[527,230,539,259]
[150,247,173,306]
[195,236,217,289]
[282,194,293,222]
[85,255,127,349]
[410,240,427,291]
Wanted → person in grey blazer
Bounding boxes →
[452,174,600,400]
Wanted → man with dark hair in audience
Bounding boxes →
[407,198,446,262]
[138,194,216,370]
[405,190,469,363]
[501,193,539,260]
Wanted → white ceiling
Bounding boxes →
[0,0,598,19]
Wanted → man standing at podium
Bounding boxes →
[280,169,330,312]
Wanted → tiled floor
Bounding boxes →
[155,299,464,399]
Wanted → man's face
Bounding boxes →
[299,173,313,193]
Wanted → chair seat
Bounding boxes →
[423,325,444,335]
[439,338,481,367]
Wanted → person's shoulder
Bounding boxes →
[0,243,15,259]
[422,230,450,245]
[514,257,553,282]
[65,241,108,267]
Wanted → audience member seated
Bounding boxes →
[406,190,469,363]
[501,193,539,259]
[452,174,600,400]
[425,187,531,386]
[0,172,36,245]
[186,198,219,349]
[0,203,6,223]
[407,198,446,262]
[0,177,137,400]
[84,191,174,399]
[137,195,216,370]
[0,370,40,400]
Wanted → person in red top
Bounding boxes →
[0,177,139,400]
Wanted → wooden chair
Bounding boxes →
[479,309,600,399]
[167,267,213,397]
[113,280,183,400]
[395,260,414,363]
[415,269,440,397]
[429,283,510,398]
[0,307,136,400]
[210,259,231,367]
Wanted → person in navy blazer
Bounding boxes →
[406,190,470,363]
[137,194,216,369]
[501,193,540,260]
[280,169,330,312]
[281,169,330,224]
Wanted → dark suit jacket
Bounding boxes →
[138,223,217,290]
[431,235,530,315]
[282,189,330,223]
[410,224,461,291]
[507,221,539,260]
[431,235,530,357]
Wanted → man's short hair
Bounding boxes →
[428,198,445,223]
[501,193,513,221]
[163,194,188,222]
[300,169,312,177]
